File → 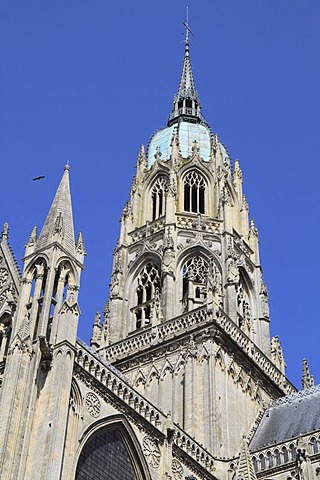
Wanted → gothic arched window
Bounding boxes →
[282,446,289,463]
[274,449,281,466]
[133,263,161,329]
[75,427,138,480]
[184,171,205,214]
[182,256,208,311]
[151,177,167,220]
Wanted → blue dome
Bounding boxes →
[147,121,212,168]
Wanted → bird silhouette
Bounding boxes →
[32,176,45,181]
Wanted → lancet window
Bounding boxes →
[184,171,205,214]
[182,256,208,311]
[46,263,70,343]
[151,177,167,220]
[133,262,161,329]
[28,260,47,341]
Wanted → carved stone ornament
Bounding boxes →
[142,435,161,468]
[172,459,184,479]
[0,293,6,309]
[0,268,9,288]
[85,392,101,418]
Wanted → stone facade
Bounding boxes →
[0,30,319,480]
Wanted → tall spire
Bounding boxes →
[36,165,76,256]
[168,9,203,126]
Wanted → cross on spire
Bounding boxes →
[168,9,204,126]
[182,7,194,54]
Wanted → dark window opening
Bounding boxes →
[151,177,167,221]
[136,310,142,329]
[76,427,138,480]
[184,184,190,211]
[199,187,205,213]
[134,263,161,330]
[145,283,152,302]
[184,171,205,214]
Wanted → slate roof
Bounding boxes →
[250,385,320,452]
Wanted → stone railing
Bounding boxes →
[101,307,295,395]
[103,307,208,362]
[129,218,166,244]
[176,213,221,234]
[215,310,295,395]
[75,340,216,476]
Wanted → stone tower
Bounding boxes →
[2,24,315,480]
[93,34,294,459]
[0,166,85,479]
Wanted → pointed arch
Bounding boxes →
[129,256,162,331]
[70,378,82,415]
[24,255,49,280]
[146,364,160,385]
[174,354,186,375]
[75,415,151,480]
[160,358,174,380]
[56,257,79,285]
[214,346,226,371]
[134,369,147,387]
[177,247,215,313]
[149,175,168,221]
[183,170,206,214]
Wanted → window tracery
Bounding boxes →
[151,177,167,220]
[182,256,208,311]
[184,171,205,214]
[133,263,161,329]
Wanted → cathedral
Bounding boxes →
[0,24,319,480]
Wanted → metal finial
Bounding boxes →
[182,7,194,53]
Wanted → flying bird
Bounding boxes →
[32,176,45,181]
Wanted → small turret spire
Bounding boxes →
[37,165,76,256]
[168,9,204,126]
[301,358,314,390]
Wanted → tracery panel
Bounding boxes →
[133,262,161,329]
[184,171,205,214]
[182,256,208,311]
[151,177,167,220]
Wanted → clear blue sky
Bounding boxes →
[1,1,319,388]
